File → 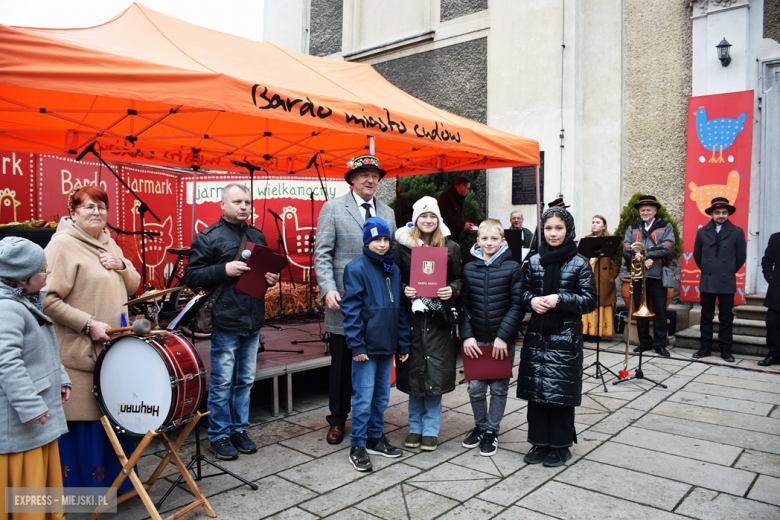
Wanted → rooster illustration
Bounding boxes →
[0,188,21,222]
[130,200,174,284]
[688,170,741,217]
[280,206,316,282]
[695,107,747,163]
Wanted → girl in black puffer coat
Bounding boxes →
[517,207,596,468]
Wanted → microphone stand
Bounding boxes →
[267,210,304,323]
[76,143,161,291]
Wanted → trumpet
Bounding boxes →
[620,242,655,378]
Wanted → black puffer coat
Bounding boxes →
[516,253,597,406]
[459,244,524,344]
[394,234,463,397]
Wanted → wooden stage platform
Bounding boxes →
[190,317,330,417]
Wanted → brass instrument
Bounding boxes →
[620,242,655,378]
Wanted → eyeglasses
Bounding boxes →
[78,204,108,213]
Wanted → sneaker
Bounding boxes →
[479,431,498,457]
[462,427,484,449]
[421,436,438,452]
[349,446,373,472]
[543,448,572,467]
[523,445,550,465]
[366,435,402,458]
[405,433,422,448]
[230,430,257,454]
[208,437,238,461]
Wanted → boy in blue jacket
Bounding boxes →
[341,217,411,472]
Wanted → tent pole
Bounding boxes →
[191,170,197,242]
[535,164,541,240]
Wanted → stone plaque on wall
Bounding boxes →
[511,151,544,205]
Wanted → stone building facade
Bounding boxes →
[264,0,779,296]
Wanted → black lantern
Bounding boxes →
[716,37,732,67]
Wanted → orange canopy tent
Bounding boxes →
[0,3,538,177]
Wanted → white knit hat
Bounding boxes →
[411,196,451,238]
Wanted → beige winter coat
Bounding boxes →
[43,217,140,421]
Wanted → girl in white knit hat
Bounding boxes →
[393,196,462,452]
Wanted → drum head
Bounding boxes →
[97,336,173,436]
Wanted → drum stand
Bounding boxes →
[157,420,259,507]
[90,413,215,520]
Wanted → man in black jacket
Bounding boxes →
[438,176,475,236]
[184,183,280,460]
[692,198,746,362]
[622,195,675,357]
[509,211,532,248]
[760,231,780,367]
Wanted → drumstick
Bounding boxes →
[106,319,151,335]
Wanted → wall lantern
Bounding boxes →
[716,37,732,67]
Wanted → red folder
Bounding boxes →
[235,243,289,300]
[461,347,513,380]
[410,247,448,297]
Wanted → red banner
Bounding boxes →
[681,91,753,304]
[0,151,35,222]
[37,155,121,224]
[117,166,181,290]
[180,175,349,282]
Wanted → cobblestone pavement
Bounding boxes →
[97,340,780,519]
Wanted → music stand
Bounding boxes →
[504,229,530,265]
[578,236,622,392]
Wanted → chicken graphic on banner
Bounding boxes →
[695,107,747,163]
[688,169,741,217]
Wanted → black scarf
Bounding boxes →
[362,246,395,273]
[529,207,579,334]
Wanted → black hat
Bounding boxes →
[705,197,736,215]
[547,197,569,208]
[344,154,386,185]
[633,195,662,210]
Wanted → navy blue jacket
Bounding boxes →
[341,253,412,357]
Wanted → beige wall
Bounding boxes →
[623,0,692,227]
[486,0,623,237]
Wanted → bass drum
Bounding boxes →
[94,332,205,437]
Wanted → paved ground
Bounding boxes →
[91,339,780,520]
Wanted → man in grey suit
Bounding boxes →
[693,197,746,362]
[315,154,397,444]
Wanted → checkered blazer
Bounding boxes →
[314,192,396,335]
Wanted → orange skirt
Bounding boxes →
[582,305,615,337]
[0,440,65,520]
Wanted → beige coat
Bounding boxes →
[43,217,140,421]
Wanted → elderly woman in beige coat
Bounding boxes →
[43,185,139,491]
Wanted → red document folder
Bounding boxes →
[410,247,448,297]
[235,243,289,300]
[461,347,513,380]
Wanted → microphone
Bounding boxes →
[268,209,282,221]
[233,160,265,172]
[241,249,252,261]
[75,142,96,162]
[306,153,319,170]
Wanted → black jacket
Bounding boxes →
[693,219,746,294]
[394,238,463,397]
[762,232,780,311]
[459,246,524,344]
[183,217,268,335]
[516,253,596,407]
[437,185,468,235]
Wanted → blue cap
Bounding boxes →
[363,217,391,245]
